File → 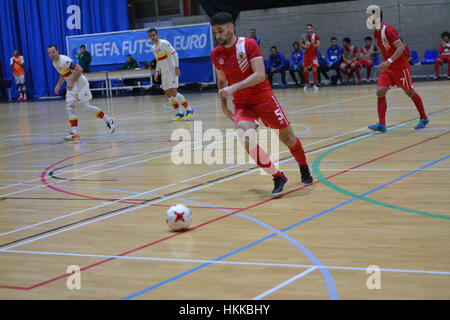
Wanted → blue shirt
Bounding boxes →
[251,36,261,47]
[317,49,326,64]
[291,49,304,68]
[269,52,286,72]
[326,45,343,64]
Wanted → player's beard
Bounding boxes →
[220,29,234,47]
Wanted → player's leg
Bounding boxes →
[80,100,115,134]
[280,66,288,87]
[403,88,429,129]
[165,88,184,120]
[289,66,299,85]
[433,56,442,79]
[444,56,450,79]
[302,62,310,90]
[235,108,287,198]
[174,90,194,120]
[352,61,362,83]
[312,59,319,89]
[340,61,350,78]
[64,94,81,141]
[15,76,22,100]
[20,78,27,100]
[368,70,391,132]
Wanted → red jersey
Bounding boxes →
[439,41,450,56]
[304,33,319,58]
[374,24,409,70]
[343,45,359,61]
[211,37,272,105]
[360,44,379,60]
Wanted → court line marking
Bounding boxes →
[122,155,449,300]
[0,109,447,293]
[252,267,318,300]
[0,126,363,237]
[3,250,448,275]
[313,131,450,220]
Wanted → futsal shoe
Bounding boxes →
[172,112,185,120]
[64,133,81,141]
[17,96,23,101]
[414,118,429,130]
[313,85,319,90]
[300,165,313,185]
[271,173,288,198]
[107,118,116,134]
[368,122,387,132]
[184,109,194,120]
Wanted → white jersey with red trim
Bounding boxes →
[53,54,88,87]
[152,39,177,72]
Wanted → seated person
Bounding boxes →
[325,37,343,84]
[340,37,362,83]
[0,63,8,101]
[267,46,288,87]
[289,41,305,86]
[433,31,450,80]
[400,38,413,65]
[121,55,140,87]
[317,49,330,84]
[359,36,379,82]
[249,28,261,47]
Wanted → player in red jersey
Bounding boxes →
[433,31,450,80]
[300,24,320,90]
[366,5,429,132]
[210,12,313,198]
[360,36,379,82]
[340,37,362,83]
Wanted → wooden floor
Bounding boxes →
[0,81,449,300]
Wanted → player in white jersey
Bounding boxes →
[47,45,115,141]
[148,28,194,120]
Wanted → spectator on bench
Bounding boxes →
[400,38,413,65]
[340,37,362,83]
[249,28,261,47]
[289,41,305,86]
[121,55,140,88]
[317,49,330,84]
[78,45,92,73]
[359,36,379,82]
[325,37,343,85]
[268,46,288,88]
[433,31,450,80]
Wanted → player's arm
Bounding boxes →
[171,50,180,76]
[67,63,83,91]
[313,40,320,49]
[54,75,65,95]
[379,39,405,71]
[216,69,235,122]
[219,57,266,98]
[10,58,14,67]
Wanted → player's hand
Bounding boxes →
[175,67,181,77]
[270,67,276,73]
[378,60,390,72]
[54,85,61,95]
[305,41,311,48]
[219,85,237,99]
[154,71,159,82]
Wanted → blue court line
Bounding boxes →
[122,155,449,300]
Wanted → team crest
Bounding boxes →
[219,58,224,64]
[238,52,246,63]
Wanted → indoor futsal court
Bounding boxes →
[0,0,449,302]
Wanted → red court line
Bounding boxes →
[1,131,448,291]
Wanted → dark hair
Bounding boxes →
[307,24,313,28]
[331,37,337,41]
[250,28,256,32]
[343,37,351,44]
[80,45,86,49]
[442,31,450,39]
[380,11,383,22]
[126,55,132,57]
[48,44,58,50]
[148,28,157,34]
[292,41,299,47]
[364,36,372,41]
[210,12,234,26]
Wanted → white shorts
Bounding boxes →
[66,77,92,104]
[15,75,25,85]
[161,69,179,91]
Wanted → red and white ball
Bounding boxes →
[166,204,192,231]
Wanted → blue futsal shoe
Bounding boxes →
[172,112,185,120]
[184,109,194,120]
[414,118,429,130]
[368,122,387,132]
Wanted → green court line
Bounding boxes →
[312,110,450,220]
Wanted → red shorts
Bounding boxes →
[302,55,319,68]
[437,55,450,63]
[341,60,361,69]
[234,95,290,130]
[360,59,373,68]
[377,65,414,90]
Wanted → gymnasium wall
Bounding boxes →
[233,0,449,72]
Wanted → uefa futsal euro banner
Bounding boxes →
[66,24,213,66]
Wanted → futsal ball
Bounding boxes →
[166,204,192,231]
